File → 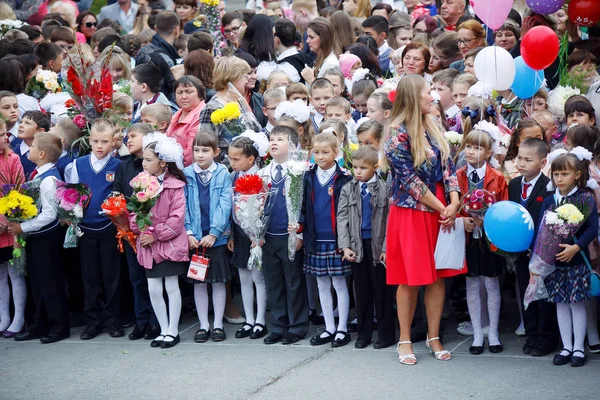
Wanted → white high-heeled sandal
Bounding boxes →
[396,341,417,365]
[426,335,452,361]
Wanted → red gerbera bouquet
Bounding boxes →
[460,189,496,239]
[235,174,267,195]
[101,192,137,253]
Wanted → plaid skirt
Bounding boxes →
[304,242,351,277]
[545,264,591,304]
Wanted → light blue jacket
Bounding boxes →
[183,163,232,246]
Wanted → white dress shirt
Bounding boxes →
[267,160,287,182]
[522,172,542,199]
[239,165,258,177]
[277,47,299,61]
[317,164,336,185]
[8,123,18,143]
[66,153,111,184]
[555,186,578,204]
[21,163,58,234]
[193,161,217,181]
[361,175,377,194]
[467,162,487,183]
[19,141,29,158]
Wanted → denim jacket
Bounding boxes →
[384,124,460,212]
[183,163,232,246]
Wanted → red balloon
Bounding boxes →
[520,26,560,71]
[569,0,600,27]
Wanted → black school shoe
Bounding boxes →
[144,324,161,340]
[331,331,351,348]
[194,329,210,343]
[212,328,226,342]
[80,325,102,340]
[263,332,283,345]
[129,324,147,340]
[571,350,587,367]
[161,334,180,348]
[310,330,334,345]
[235,323,253,339]
[552,349,572,365]
[522,337,536,354]
[250,324,268,340]
[40,332,70,344]
[108,324,125,338]
[489,341,503,354]
[281,332,302,345]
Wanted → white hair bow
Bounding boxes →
[547,146,593,166]
[143,132,185,171]
[274,99,311,124]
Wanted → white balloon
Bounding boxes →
[473,46,516,91]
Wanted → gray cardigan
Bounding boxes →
[337,177,389,265]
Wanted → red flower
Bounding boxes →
[234,174,265,195]
[65,99,76,108]
[388,90,396,103]
[536,196,544,202]
[67,66,84,96]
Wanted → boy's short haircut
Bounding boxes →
[519,138,549,159]
[141,103,173,124]
[50,27,76,44]
[432,68,460,87]
[270,125,299,147]
[286,82,309,99]
[36,132,63,163]
[326,96,351,114]
[362,16,389,35]
[263,88,286,105]
[132,63,163,94]
[193,128,218,150]
[33,42,62,68]
[351,79,377,99]
[155,11,180,37]
[291,0,318,16]
[313,131,339,153]
[128,122,154,136]
[352,146,379,166]
[274,19,296,48]
[55,117,82,147]
[4,29,28,41]
[41,20,61,40]
[174,34,189,52]
[188,31,214,52]
[91,118,116,136]
[310,78,334,95]
[112,92,133,110]
[22,110,50,132]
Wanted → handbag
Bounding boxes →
[579,248,600,297]
[187,248,210,282]
[434,218,466,270]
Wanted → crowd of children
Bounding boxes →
[0,0,600,368]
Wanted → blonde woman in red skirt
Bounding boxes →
[382,75,467,365]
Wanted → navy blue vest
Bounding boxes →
[77,155,121,231]
[55,153,73,180]
[266,174,288,236]
[313,174,335,242]
[195,173,211,236]
[29,167,61,236]
[16,146,36,179]
[361,184,372,240]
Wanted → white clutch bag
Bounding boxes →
[434,218,466,270]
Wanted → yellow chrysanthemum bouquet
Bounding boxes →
[0,173,41,276]
[210,101,244,139]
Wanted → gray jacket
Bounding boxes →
[337,177,389,265]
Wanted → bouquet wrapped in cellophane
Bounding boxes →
[127,172,161,232]
[524,200,591,309]
[444,131,462,159]
[286,147,309,261]
[101,192,137,253]
[25,69,62,100]
[460,189,495,239]
[52,181,91,248]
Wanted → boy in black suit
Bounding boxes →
[508,138,558,356]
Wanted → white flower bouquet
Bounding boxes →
[444,131,462,158]
[0,19,25,39]
[547,85,581,119]
[25,69,62,100]
[285,148,309,261]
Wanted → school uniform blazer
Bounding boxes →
[457,164,509,212]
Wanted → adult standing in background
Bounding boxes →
[98,0,140,33]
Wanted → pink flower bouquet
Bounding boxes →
[52,181,92,248]
[127,172,161,231]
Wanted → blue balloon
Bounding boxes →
[484,201,534,252]
[511,56,545,100]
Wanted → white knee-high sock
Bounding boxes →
[585,298,600,346]
[316,276,335,337]
[194,284,210,330]
[306,274,318,311]
[238,268,256,326]
[6,265,26,333]
[0,264,10,332]
[332,276,349,340]
[571,302,587,354]
[484,276,501,346]
[147,278,168,336]
[163,276,181,338]
[253,268,267,327]
[557,303,573,356]
[466,276,484,347]
[212,282,226,330]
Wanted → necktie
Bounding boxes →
[199,171,208,183]
[275,165,283,182]
[522,183,531,199]
[361,183,367,197]
[29,169,38,181]
[470,170,480,183]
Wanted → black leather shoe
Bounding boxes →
[108,324,125,338]
[469,345,484,355]
[373,340,394,349]
[194,329,210,343]
[80,325,102,340]
[235,323,253,339]
[281,332,302,345]
[263,332,283,345]
[310,330,334,346]
[571,350,586,367]
[144,324,161,340]
[212,328,226,342]
[552,350,572,365]
[14,331,41,341]
[40,332,69,344]
[160,334,180,348]
[332,331,351,348]
[250,323,268,340]
[354,338,370,349]
[489,342,504,354]
[151,335,165,348]
[523,338,536,354]
[129,324,147,340]
[531,345,555,357]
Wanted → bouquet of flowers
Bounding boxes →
[25,69,62,100]
[211,101,244,139]
[0,20,25,39]
[127,172,161,231]
[460,189,495,239]
[101,192,136,253]
[548,85,581,119]
[524,201,590,309]
[113,80,132,97]
[52,181,91,248]
[0,176,40,276]
[199,0,222,56]
[232,174,278,270]
[444,131,463,159]
[286,147,309,261]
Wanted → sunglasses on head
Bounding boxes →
[85,21,97,28]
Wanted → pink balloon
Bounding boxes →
[472,0,514,30]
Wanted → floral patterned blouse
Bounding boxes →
[384,124,460,212]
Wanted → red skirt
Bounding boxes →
[386,183,467,286]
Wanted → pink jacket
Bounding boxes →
[130,173,190,269]
[166,101,205,167]
[0,152,25,249]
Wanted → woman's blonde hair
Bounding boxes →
[213,56,251,91]
[0,3,16,20]
[50,1,78,29]
[353,0,373,19]
[101,46,132,81]
[383,74,449,170]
